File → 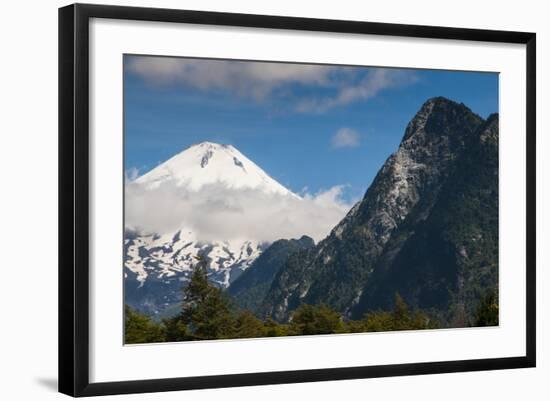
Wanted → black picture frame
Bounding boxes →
[58,3,536,397]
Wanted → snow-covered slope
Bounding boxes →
[125,142,297,316]
[125,230,264,288]
[135,141,293,196]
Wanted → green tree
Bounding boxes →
[263,317,289,337]
[361,311,395,332]
[162,316,190,342]
[233,310,265,338]
[180,260,235,340]
[361,294,438,332]
[289,304,345,335]
[473,292,499,326]
[124,305,165,344]
[346,318,369,333]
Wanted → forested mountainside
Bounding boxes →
[255,97,498,326]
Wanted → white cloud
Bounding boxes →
[332,128,360,149]
[126,57,417,113]
[296,68,418,113]
[126,57,336,100]
[124,181,356,243]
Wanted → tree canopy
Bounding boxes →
[126,264,442,344]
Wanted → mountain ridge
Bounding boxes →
[259,97,497,323]
[227,235,315,313]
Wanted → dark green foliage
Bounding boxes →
[124,305,165,344]
[289,304,345,335]
[233,311,266,338]
[354,294,439,332]
[473,292,499,327]
[162,316,190,342]
[263,317,289,337]
[179,262,235,340]
[125,268,439,342]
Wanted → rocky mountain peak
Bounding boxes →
[480,113,499,144]
[261,97,492,321]
[403,96,482,143]
[349,97,484,250]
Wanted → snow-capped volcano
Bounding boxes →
[125,142,298,316]
[135,141,294,196]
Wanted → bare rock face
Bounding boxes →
[352,112,499,323]
[261,97,496,323]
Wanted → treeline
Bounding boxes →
[125,264,497,344]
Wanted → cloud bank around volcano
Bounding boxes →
[125,181,355,243]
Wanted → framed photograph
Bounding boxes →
[58,3,536,397]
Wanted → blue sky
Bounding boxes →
[124,55,498,202]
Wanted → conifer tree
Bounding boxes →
[179,257,235,340]
[162,316,190,342]
[124,305,165,344]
